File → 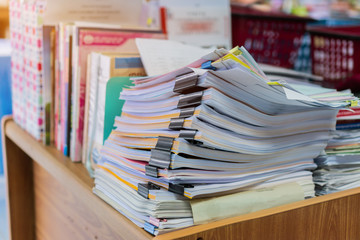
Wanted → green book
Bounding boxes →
[85,76,135,175]
[104,77,134,143]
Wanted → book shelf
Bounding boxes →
[2,116,360,240]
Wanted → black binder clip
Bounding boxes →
[179,107,195,118]
[145,165,159,178]
[169,118,185,130]
[179,129,197,140]
[146,136,174,178]
[168,183,194,196]
[138,182,161,199]
[155,136,174,151]
[177,91,203,109]
[173,72,199,94]
[146,149,171,178]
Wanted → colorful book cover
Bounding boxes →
[42,25,55,145]
[83,54,145,166]
[86,76,134,173]
[9,0,25,128]
[9,0,46,141]
[65,27,73,156]
[337,107,360,119]
[54,24,61,149]
[70,28,165,162]
[50,27,56,144]
[60,23,73,156]
[82,52,145,164]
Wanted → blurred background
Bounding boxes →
[0,0,359,240]
[0,0,10,239]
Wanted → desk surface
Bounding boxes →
[3,117,360,240]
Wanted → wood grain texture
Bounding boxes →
[156,187,360,240]
[4,119,360,240]
[160,195,360,240]
[34,161,122,240]
[2,116,35,240]
[4,119,151,240]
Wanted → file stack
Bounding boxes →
[93,47,345,234]
[314,105,360,195]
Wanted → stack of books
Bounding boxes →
[9,0,166,162]
[9,0,46,140]
[314,104,360,195]
[47,23,165,162]
[93,46,346,235]
[9,0,233,168]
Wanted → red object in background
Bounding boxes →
[160,7,167,35]
[336,74,360,93]
[231,4,313,69]
[308,26,360,92]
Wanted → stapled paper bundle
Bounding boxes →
[93,46,347,235]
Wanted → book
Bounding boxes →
[42,25,55,145]
[9,0,163,151]
[69,25,165,162]
[10,0,46,141]
[83,52,145,165]
[58,23,73,155]
[84,66,145,175]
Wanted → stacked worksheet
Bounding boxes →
[314,105,360,195]
[93,47,345,235]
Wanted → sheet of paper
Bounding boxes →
[190,182,304,225]
[283,86,321,103]
[135,38,212,76]
[289,84,335,96]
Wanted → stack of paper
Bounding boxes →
[93,46,345,234]
[314,105,360,195]
[262,72,360,196]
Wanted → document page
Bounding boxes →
[136,38,212,76]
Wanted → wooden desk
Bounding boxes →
[3,117,360,240]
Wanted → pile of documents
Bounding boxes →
[9,0,232,166]
[314,105,360,195]
[93,46,346,234]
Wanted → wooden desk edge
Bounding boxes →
[4,118,360,240]
[3,119,152,240]
[155,187,360,239]
[2,115,14,240]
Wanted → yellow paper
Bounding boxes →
[190,182,304,225]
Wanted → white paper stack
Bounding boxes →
[314,121,360,195]
[93,46,345,235]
